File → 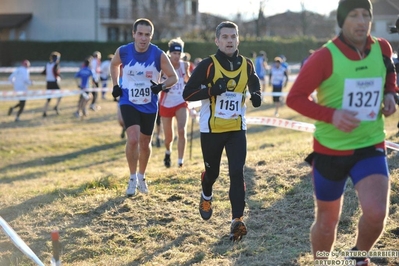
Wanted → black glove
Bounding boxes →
[250,91,262,107]
[112,85,122,98]
[394,93,399,105]
[209,78,227,96]
[150,80,169,95]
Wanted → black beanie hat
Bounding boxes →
[337,0,373,28]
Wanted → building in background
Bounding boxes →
[0,0,398,42]
[0,0,201,42]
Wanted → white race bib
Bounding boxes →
[342,77,382,121]
[127,82,152,105]
[214,92,242,119]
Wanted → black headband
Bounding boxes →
[169,43,183,53]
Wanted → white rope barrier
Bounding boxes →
[1,89,397,151]
[0,88,111,101]
[245,116,399,151]
[0,216,45,266]
[0,89,307,101]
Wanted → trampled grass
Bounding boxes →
[0,75,398,265]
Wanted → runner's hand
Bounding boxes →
[332,109,360,133]
[209,78,227,96]
[112,85,122,98]
[250,91,262,107]
[150,80,169,95]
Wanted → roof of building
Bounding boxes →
[0,13,32,29]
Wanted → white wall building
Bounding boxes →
[0,0,201,42]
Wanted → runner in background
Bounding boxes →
[90,51,101,111]
[42,51,62,117]
[100,53,113,100]
[74,58,93,118]
[8,60,32,122]
[254,51,268,101]
[160,37,191,168]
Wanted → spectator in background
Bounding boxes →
[8,60,32,122]
[90,51,101,111]
[300,49,315,69]
[74,58,93,118]
[279,54,290,73]
[255,51,268,101]
[100,53,113,100]
[183,52,195,74]
[193,57,202,70]
[250,51,256,62]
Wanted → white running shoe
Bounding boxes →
[126,178,137,197]
[138,178,148,194]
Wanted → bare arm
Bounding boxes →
[160,52,178,88]
[381,93,397,117]
[184,61,191,83]
[110,48,122,86]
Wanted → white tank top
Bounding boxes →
[159,61,186,108]
[45,62,57,82]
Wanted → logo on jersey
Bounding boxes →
[356,66,368,71]
[146,71,153,79]
[227,79,237,90]
[356,80,374,89]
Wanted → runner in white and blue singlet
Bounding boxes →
[110,18,178,197]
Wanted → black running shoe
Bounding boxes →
[156,137,161,148]
[229,217,247,242]
[199,194,212,220]
[164,153,171,168]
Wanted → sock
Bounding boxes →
[137,173,145,181]
[165,150,171,155]
[178,158,184,165]
[129,173,137,181]
[201,191,212,200]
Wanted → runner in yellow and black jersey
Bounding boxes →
[183,21,261,241]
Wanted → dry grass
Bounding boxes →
[0,74,398,266]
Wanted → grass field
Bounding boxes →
[0,73,398,266]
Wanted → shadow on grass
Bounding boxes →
[0,184,113,266]
[232,163,313,265]
[112,160,315,265]
[0,103,120,129]
[0,141,125,183]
